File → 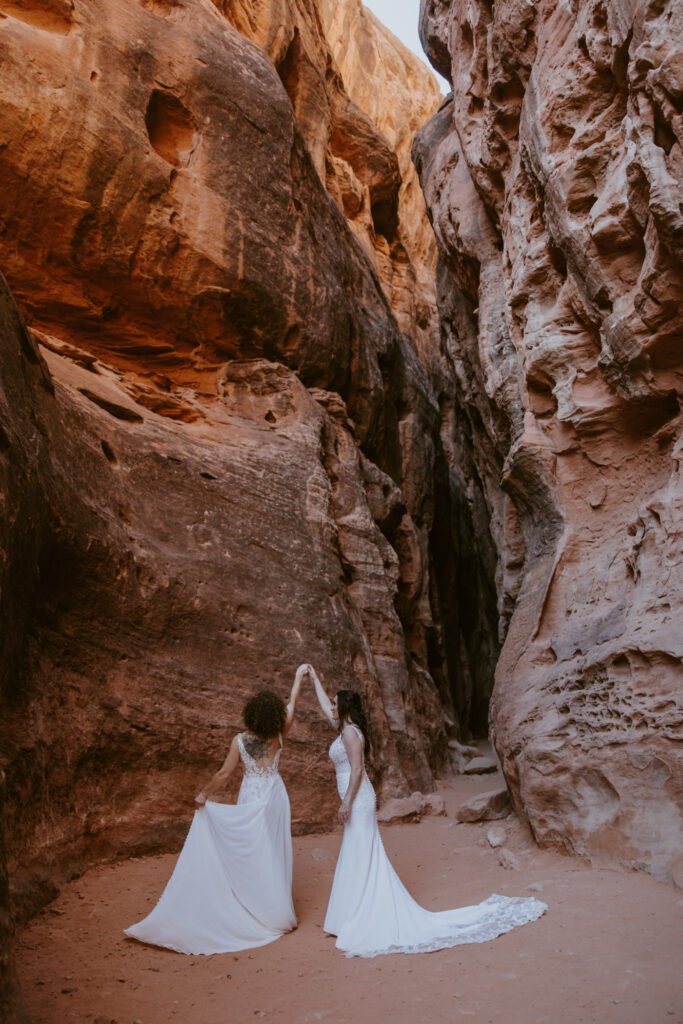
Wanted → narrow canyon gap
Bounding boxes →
[0,0,681,1017]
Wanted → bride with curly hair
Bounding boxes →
[124,666,307,954]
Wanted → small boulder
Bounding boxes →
[377,791,446,824]
[377,793,423,823]
[486,826,506,848]
[463,756,498,775]
[447,740,482,773]
[421,792,446,817]
[447,740,480,759]
[497,848,521,870]
[456,787,510,823]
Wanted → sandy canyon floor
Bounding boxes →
[16,771,683,1024]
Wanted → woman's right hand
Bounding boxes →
[194,792,207,807]
[338,800,351,825]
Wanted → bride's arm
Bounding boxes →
[195,735,240,806]
[309,665,336,727]
[338,726,364,824]
[283,663,308,736]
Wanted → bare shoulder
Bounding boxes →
[341,724,363,747]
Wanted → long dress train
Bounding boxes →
[124,734,296,954]
[325,725,546,958]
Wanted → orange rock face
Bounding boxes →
[415,0,683,883]
[0,2,481,979]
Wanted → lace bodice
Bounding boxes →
[329,726,375,811]
[238,733,282,775]
[237,733,282,804]
[329,725,363,775]
[329,733,351,774]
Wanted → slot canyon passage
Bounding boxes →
[0,0,682,1019]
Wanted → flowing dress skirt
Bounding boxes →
[124,772,296,954]
[326,739,546,958]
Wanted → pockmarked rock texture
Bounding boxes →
[0,0,494,969]
[415,0,683,883]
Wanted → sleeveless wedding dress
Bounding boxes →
[124,733,296,953]
[325,725,547,957]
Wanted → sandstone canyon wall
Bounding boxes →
[322,0,504,736]
[0,0,489,976]
[415,0,683,885]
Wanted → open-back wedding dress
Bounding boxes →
[325,725,546,957]
[124,733,296,954]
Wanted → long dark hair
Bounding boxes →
[336,690,370,756]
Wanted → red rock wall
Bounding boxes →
[415,0,683,884]
[0,0,493,962]
[0,288,37,1023]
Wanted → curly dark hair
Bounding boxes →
[243,690,286,739]
[336,690,370,755]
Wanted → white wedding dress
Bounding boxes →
[325,725,547,957]
[124,733,296,954]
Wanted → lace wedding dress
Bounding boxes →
[124,733,296,954]
[325,725,547,957]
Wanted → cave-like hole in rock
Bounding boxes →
[549,239,567,277]
[101,440,117,464]
[461,22,474,60]
[145,90,197,168]
[622,390,680,439]
[491,76,525,107]
[527,375,558,418]
[654,106,676,155]
[276,29,303,112]
[371,197,399,243]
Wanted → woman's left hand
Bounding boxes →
[338,801,351,825]
[195,793,207,807]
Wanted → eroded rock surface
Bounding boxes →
[415,0,683,882]
[321,0,443,371]
[0,0,481,965]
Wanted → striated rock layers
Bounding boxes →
[415,0,683,883]
[0,0,483,971]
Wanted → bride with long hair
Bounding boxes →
[124,665,307,954]
[308,665,546,958]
